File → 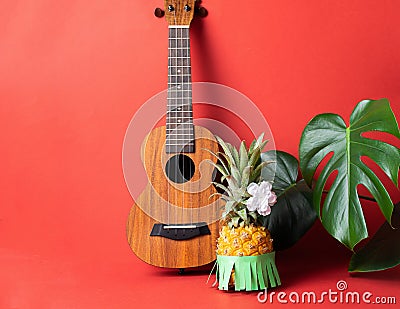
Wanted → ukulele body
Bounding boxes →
[126,125,222,268]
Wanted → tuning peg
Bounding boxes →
[154,7,165,18]
[195,6,208,18]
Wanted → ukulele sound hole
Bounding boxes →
[165,154,195,183]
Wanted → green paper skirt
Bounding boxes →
[214,252,281,291]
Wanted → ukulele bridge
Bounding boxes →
[150,222,211,240]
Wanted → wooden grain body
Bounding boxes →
[126,125,222,268]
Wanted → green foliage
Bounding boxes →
[348,203,400,272]
[261,151,316,250]
[299,99,400,250]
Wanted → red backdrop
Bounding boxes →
[0,1,399,308]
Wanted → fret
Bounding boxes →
[168,89,192,92]
[167,115,193,120]
[166,137,195,141]
[166,130,194,134]
[167,112,193,115]
[166,122,193,125]
[166,132,195,136]
[166,145,195,154]
[168,80,192,84]
[168,112,192,119]
[169,50,190,57]
[166,132,194,135]
[167,121,192,127]
[168,67,191,74]
[167,105,192,108]
[167,94,192,98]
[166,131,194,134]
[168,68,191,72]
[168,29,190,35]
[168,40,189,48]
[168,60,191,67]
[167,107,193,111]
[166,125,193,128]
[166,122,194,125]
[167,25,194,154]
[167,100,192,104]
[168,85,191,91]
[166,126,193,131]
[167,104,192,107]
[166,126,194,129]
[168,76,191,84]
[167,105,192,110]
[167,98,191,104]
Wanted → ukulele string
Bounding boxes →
[168,19,177,225]
[174,11,178,226]
[187,25,193,226]
[167,25,172,226]
[180,25,185,226]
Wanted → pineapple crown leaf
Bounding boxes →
[224,200,236,213]
[225,175,238,191]
[230,216,240,228]
[215,136,236,167]
[209,192,224,200]
[239,141,249,172]
[237,208,248,222]
[205,159,229,178]
[228,143,240,167]
[249,133,265,154]
[240,165,252,189]
[248,146,261,167]
[211,182,232,196]
[250,161,270,183]
[203,148,231,175]
[230,165,242,185]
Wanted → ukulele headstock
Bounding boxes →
[164,0,196,26]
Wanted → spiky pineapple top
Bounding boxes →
[208,134,275,228]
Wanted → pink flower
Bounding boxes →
[258,204,272,216]
[268,191,277,205]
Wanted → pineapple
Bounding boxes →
[216,224,273,257]
[208,134,279,290]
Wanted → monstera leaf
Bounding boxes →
[299,99,400,250]
[348,203,400,272]
[261,150,316,251]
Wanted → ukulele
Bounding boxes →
[126,0,222,269]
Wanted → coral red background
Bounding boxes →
[0,1,399,308]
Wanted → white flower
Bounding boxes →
[258,204,272,216]
[246,181,277,216]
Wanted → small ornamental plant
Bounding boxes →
[208,134,281,291]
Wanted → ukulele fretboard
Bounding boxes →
[166,26,194,153]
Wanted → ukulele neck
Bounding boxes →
[166,26,195,153]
